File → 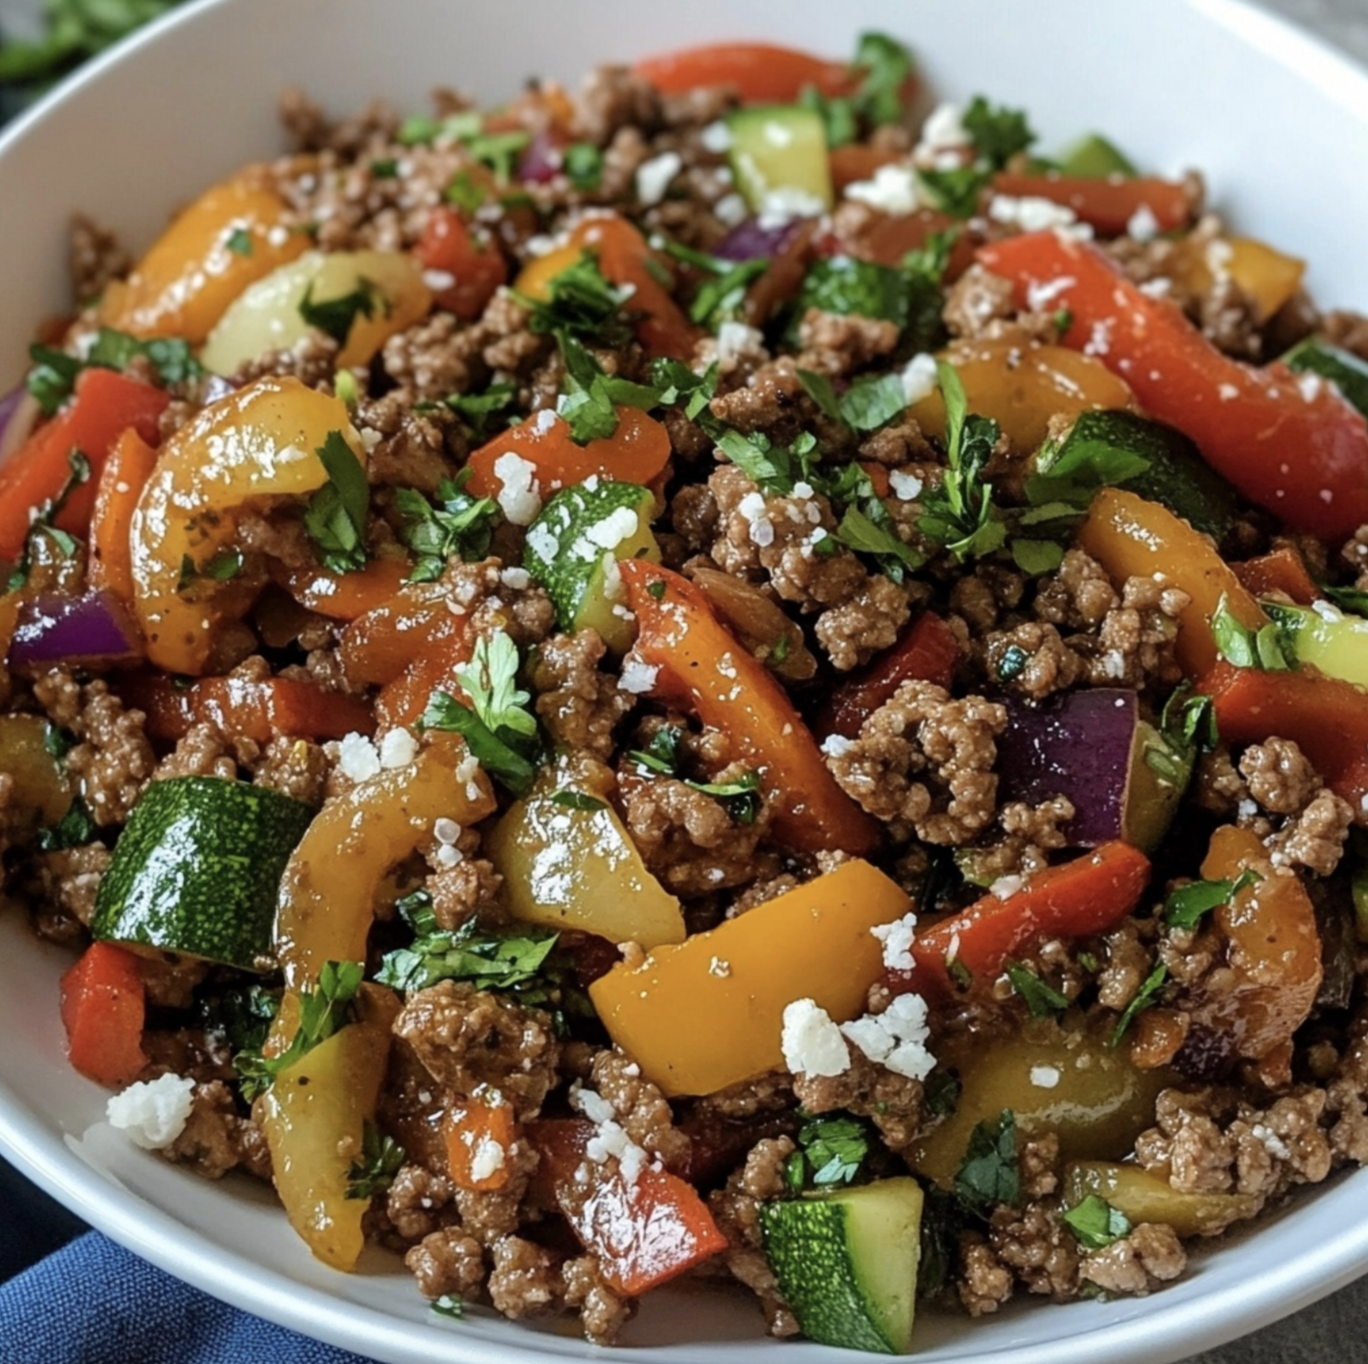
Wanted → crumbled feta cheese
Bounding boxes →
[434,818,461,846]
[1218,382,1240,401]
[845,164,922,215]
[1237,798,1258,819]
[988,195,1081,233]
[1297,372,1324,402]
[618,660,659,695]
[1251,1122,1291,1161]
[106,1073,197,1151]
[1084,319,1114,358]
[889,470,924,501]
[636,151,683,206]
[500,566,531,589]
[379,727,418,770]
[708,956,732,978]
[1126,203,1160,242]
[716,320,764,367]
[469,1135,507,1182]
[900,352,939,405]
[533,407,558,434]
[435,843,464,869]
[990,874,1024,901]
[871,911,919,972]
[492,452,542,525]
[572,1084,650,1185]
[738,491,767,520]
[584,507,640,552]
[714,192,749,226]
[1026,275,1076,312]
[918,102,971,153]
[756,187,827,229]
[337,731,381,783]
[700,120,732,153]
[821,733,854,758]
[781,998,851,1078]
[1029,1065,1061,1089]
[840,993,936,1081]
[525,520,559,565]
[421,269,456,291]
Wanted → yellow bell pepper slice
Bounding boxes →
[1169,235,1307,325]
[1076,487,1266,677]
[1064,1161,1260,1238]
[588,858,910,1097]
[101,173,309,344]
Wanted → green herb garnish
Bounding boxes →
[298,276,386,347]
[346,1122,406,1200]
[1211,594,1291,671]
[303,431,370,573]
[394,470,500,582]
[1004,962,1069,1018]
[1062,1194,1132,1251]
[1165,868,1263,932]
[954,1109,1019,1217]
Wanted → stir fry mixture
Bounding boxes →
[9,30,1368,1353]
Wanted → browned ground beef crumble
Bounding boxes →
[9,45,1368,1353]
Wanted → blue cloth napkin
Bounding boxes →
[0,1159,374,1364]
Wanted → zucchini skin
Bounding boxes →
[92,775,315,971]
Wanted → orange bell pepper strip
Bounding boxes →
[977,231,1368,540]
[816,611,961,741]
[278,555,414,622]
[59,942,148,1089]
[897,841,1152,1002]
[1076,488,1267,678]
[528,1117,727,1295]
[632,41,859,103]
[340,580,471,688]
[829,144,902,194]
[1198,661,1368,811]
[444,1092,518,1192]
[0,368,169,563]
[88,427,159,607]
[375,626,474,732]
[618,560,879,855]
[989,171,1198,237]
[465,405,672,508]
[413,207,508,322]
[1231,546,1320,607]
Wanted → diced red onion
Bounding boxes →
[713,216,805,262]
[0,385,40,465]
[518,132,563,185]
[8,590,144,673]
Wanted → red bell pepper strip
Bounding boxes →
[413,207,508,322]
[586,215,701,360]
[989,171,1198,237]
[59,942,148,1089]
[977,231,1368,540]
[1198,661,1368,810]
[895,841,1152,1001]
[0,368,169,562]
[121,673,376,744]
[1231,547,1321,606]
[619,560,879,855]
[528,1117,727,1297]
[632,42,859,103]
[375,627,474,732]
[816,611,961,741]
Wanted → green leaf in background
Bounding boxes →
[0,1,188,89]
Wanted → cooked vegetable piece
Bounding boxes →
[617,560,879,855]
[1167,235,1306,324]
[1077,488,1266,677]
[908,1020,1170,1187]
[1063,1161,1260,1238]
[995,690,1190,851]
[788,256,911,334]
[1231,546,1320,606]
[977,231,1368,539]
[989,171,1197,236]
[760,1178,924,1355]
[632,42,860,103]
[589,858,908,1096]
[529,1117,728,1293]
[1054,134,1137,178]
[522,479,659,652]
[1284,338,1368,417]
[413,206,507,321]
[0,714,73,831]
[728,104,833,214]
[274,745,496,988]
[900,841,1151,1000]
[88,427,159,607]
[200,249,431,374]
[444,1092,518,1192]
[92,776,315,970]
[59,942,147,1089]
[278,554,414,622]
[100,174,309,343]
[130,375,364,674]
[1264,599,1368,686]
[340,579,467,687]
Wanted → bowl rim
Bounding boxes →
[5,1,1368,1361]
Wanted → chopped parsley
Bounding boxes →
[26,328,201,415]
[1025,422,1152,511]
[38,795,99,852]
[784,1113,872,1191]
[1210,594,1291,671]
[1109,962,1169,1048]
[346,1122,406,1200]
[394,470,500,582]
[516,249,636,351]
[445,169,488,214]
[798,84,858,149]
[1061,1194,1132,1251]
[655,240,769,332]
[556,335,666,444]
[1324,583,1368,617]
[44,723,77,762]
[431,1295,466,1319]
[465,129,531,182]
[235,960,364,1102]
[398,111,482,147]
[6,448,91,591]
[195,984,280,1056]
[647,357,719,421]
[369,157,400,179]
[563,141,604,190]
[298,276,387,348]
[962,96,1037,170]
[443,381,518,439]
[629,726,764,824]
[1004,962,1070,1018]
[224,226,254,256]
[1146,684,1217,788]
[177,549,244,594]
[850,31,916,127]
[1165,868,1263,932]
[797,369,907,434]
[548,790,608,812]
[954,1109,1020,1218]
[303,431,370,573]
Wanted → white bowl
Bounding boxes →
[4,1,1368,1360]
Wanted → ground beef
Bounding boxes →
[1077,1223,1187,1295]
[485,1235,562,1320]
[228,332,339,390]
[139,952,210,1010]
[791,1048,924,1150]
[393,981,560,1120]
[589,1048,690,1168]
[164,1081,271,1182]
[1236,737,1354,874]
[692,1070,795,1121]
[253,736,331,804]
[1032,548,1123,630]
[561,1255,632,1346]
[427,855,504,931]
[985,1201,1080,1301]
[957,795,1076,883]
[70,213,130,303]
[943,264,1019,340]
[1268,789,1354,876]
[439,558,557,649]
[983,621,1084,699]
[533,631,633,761]
[153,722,239,782]
[405,1225,485,1300]
[827,679,1005,845]
[575,65,664,145]
[32,844,109,930]
[386,1163,460,1243]
[793,310,901,377]
[815,574,914,672]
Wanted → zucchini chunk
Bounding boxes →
[760,1177,924,1354]
[1264,598,1368,688]
[1283,338,1368,418]
[727,104,833,214]
[92,775,315,970]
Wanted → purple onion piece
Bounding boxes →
[8,590,144,673]
[994,688,1139,848]
[713,216,805,263]
[0,385,40,466]
[518,131,563,185]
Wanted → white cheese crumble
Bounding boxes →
[618,659,659,695]
[337,731,382,783]
[716,320,764,367]
[571,1083,651,1185]
[871,911,919,972]
[845,164,922,216]
[1029,1064,1061,1089]
[990,874,1025,901]
[714,192,749,227]
[500,566,531,589]
[821,733,854,758]
[781,998,851,1077]
[700,120,733,153]
[900,352,939,405]
[1251,1122,1291,1161]
[708,956,732,978]
[1026,275,1076,312]
[379,727,418,770]
[580,507,640,553]
[757,187,827,229]
[889,469,924,501]
[492,452,542,526]
[434,818,461,846]
[469,1135,507,1182]
[840,993,936,1081]
[435,843,464,869]
[636,151,683,206]
[525,520,560,565]
[106,1073,196,1151]
[1127,203,1160,242]
[988,195,1090,237]
[917,102,971,154]
[421,269,456,291]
